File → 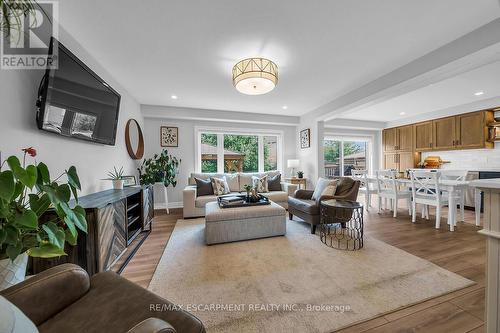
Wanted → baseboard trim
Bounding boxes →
[155,201,183,209]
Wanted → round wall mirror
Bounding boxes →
[125,119,144,159]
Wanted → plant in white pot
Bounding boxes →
[138,149,180,214]
[0,147,87,290]
[106,166,124,190]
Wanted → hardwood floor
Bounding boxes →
[120,208,180,288]
[123,203,486,333]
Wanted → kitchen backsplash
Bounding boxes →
[422,143,500,171]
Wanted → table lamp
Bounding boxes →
[287,159,300,178]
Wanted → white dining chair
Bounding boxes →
[439,170,467,223]
[409,170,449,229]
[351,169,377,211]
[376,170,412,218]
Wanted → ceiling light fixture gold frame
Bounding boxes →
[232,57,278,94]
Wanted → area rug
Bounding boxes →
[148,218,474,333]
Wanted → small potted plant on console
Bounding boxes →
[106,166,124,190]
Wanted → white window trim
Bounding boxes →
[323,134,374,176]
[194,126,284,174]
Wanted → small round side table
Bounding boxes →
[319,200,364,250]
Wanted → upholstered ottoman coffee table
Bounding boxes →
[205,201,286,245]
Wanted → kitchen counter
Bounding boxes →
[470,179,500,190]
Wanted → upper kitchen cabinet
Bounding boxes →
[455,111,494,149]
[383,109,494,154]
[383,125,413,152]
[383,127,398,152]
[414,121,433,151]
[397,125,413,151]
[433,116,457,150]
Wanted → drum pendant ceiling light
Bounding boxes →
[232,58,278,95]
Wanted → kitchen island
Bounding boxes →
[470,178,500,333]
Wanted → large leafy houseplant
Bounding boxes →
[138,149,180,187]
[0,147,87,261]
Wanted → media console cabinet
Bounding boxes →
[29,186,154,276]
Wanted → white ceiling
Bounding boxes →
[58,0,500,116]
[342,59,500,122]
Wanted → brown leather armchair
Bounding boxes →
[288,177,360,234]
[0,264,205,333]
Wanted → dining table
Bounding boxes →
[360,176,475,231]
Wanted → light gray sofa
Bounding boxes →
[183,171,297,218]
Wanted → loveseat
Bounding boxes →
[183,171,297,218]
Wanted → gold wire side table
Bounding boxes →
[319,199,364,250]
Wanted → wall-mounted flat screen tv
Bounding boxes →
[36,37,121,145]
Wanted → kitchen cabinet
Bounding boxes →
[433,116,456,150]
[397,125,413,151]
[384,110,494,154]
[383,127,398,152]
[383,152,418,173]
[398,152,417,171]
[384,153,399,170]
[383,125,413,152]
[455,112,490,149]
[414,121,433,151]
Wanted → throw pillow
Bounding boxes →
[267,174,282,191]
[224,173,240,192]
[321,179,338,197]
[211,176,230,196]
[0,296,39,333]
[311,177,337,201]
[194,177,214,197]
[252,175,269,193]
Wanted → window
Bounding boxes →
[324,140,341,177]
[201,133,218,173]
[224,134,258,172]
[196,129,283,173]
[324,137,371,177]
[263,136,278,171]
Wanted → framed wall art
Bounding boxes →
[122,175,137,187]
[300,128,310,149]
[160,126,179,147]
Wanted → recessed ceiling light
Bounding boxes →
[399,112,406,116]
[474,91,484,96]
[171,95,178,100]
[282,105,288,110]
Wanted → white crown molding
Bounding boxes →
[304,18,500,122]
[141,104,300,127]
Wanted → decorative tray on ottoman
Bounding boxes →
[217,194,270,208]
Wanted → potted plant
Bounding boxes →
[0,147,86,290]
[243,184,252,200]
[138,150,180,213]
[138,149,180,187]
[106,166,124,190]
[297,171,304,179]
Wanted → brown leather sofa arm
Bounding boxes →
[293,189,314,199]
[0,263,90,325]
[127,318,177,333]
